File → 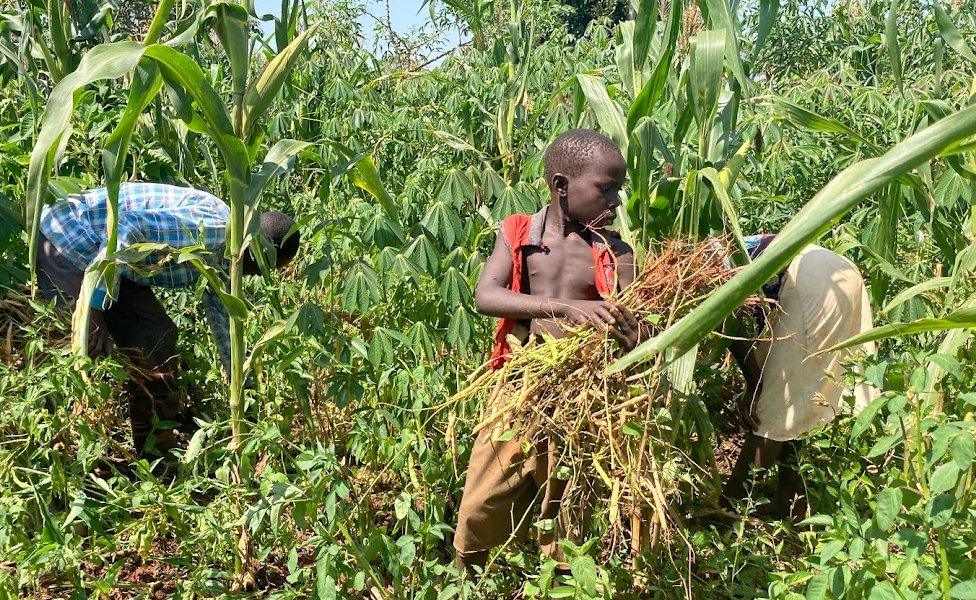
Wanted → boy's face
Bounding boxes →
[554,148,627,228]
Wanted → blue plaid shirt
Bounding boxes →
[40,182,234,375]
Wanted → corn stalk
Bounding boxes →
[25,1,318,586]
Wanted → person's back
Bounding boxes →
[34,182,299,458]
[40,182,229,293]
[454,129,641,574]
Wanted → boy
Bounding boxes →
[454,129,640,573]
[36,182,300,457]
[724,238,877,519]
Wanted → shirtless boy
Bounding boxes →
[453,129,641,573]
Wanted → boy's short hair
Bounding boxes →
[260,211,300,266]
[543,129,622,186]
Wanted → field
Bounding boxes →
[1,0,976,598]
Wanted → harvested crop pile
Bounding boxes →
[0,286,72,364]
[455,239,761,556]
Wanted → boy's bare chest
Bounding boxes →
[524,237,601,301]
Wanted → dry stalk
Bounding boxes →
[454,239,760,557]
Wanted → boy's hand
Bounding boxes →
[612,305,640,351]
[88,309,112,357]
[560,300,640,350]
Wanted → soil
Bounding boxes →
[714,430,744,477]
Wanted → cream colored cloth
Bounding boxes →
[753,245,878,441]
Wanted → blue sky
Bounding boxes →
[253,0,464,61]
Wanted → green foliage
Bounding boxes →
[0,0,975,597]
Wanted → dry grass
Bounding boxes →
[455,239,759,555]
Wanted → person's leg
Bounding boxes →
[454,428,540,578]
[35,233,83,306]
[103,279,182,456]
[723,433,785,507]
[773,440,806,520]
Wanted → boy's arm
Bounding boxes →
[475,232,632,333]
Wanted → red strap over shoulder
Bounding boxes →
[486,215,619,370]
[489,214,532,369]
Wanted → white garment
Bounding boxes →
[753,245,878,441]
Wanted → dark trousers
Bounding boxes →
[36,234,182,454]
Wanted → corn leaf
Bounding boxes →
[823,307,976,354]
[246,138,313,206]
[773,98,876,149]
[881,277,952,316]
[703,0,749,94]
[143,0,177,44]
[351,155,404,241]
[632,0,658,71]
[627,0,681,132]
[242,24,318,140]
[885,0,903,92]
[577,74,628,153]
[210,1,250,99]
[26,41,148,294]
[689,30,725,128]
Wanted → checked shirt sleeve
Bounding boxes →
[89,221,145,311]
[202,287,233,379]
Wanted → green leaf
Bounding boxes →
[243,309,302,374]
[852,396,887,438]
[421,201,464,248]
[884,0,902,92]
[773,99,876,149]
[577,74,628,154]
[688,30,725,127]
[437,169,476,209]
[881,277,952,315]
[819,539,844,565]
[868,581,899,600]
[825,307,976,353]
[246,139,314,206]
[447,306,473,348]
[929,462,961,495]
[805,569,830,600]
[868,433,902,458]
[702,0,749,94]
[873,487,902,532]
[627,0,681,132]
[569,555,598,597]
[341,262,380,315]
[242,24,318,139]
[950,581,976,599]
[752,0,779,60]
[316,552,335,600]
[367,328,395,367]
[350,155,404,240]
[440,267,472,309]
[406,234,440,274]
[632,0,659,69]
[951,432,975,469]
[933,1,976,66]
[610,103,976,373]
[210,1,250,98]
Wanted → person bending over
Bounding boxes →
[36,182,299,457]
[724,235,877,519]
[454,129,641,574]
